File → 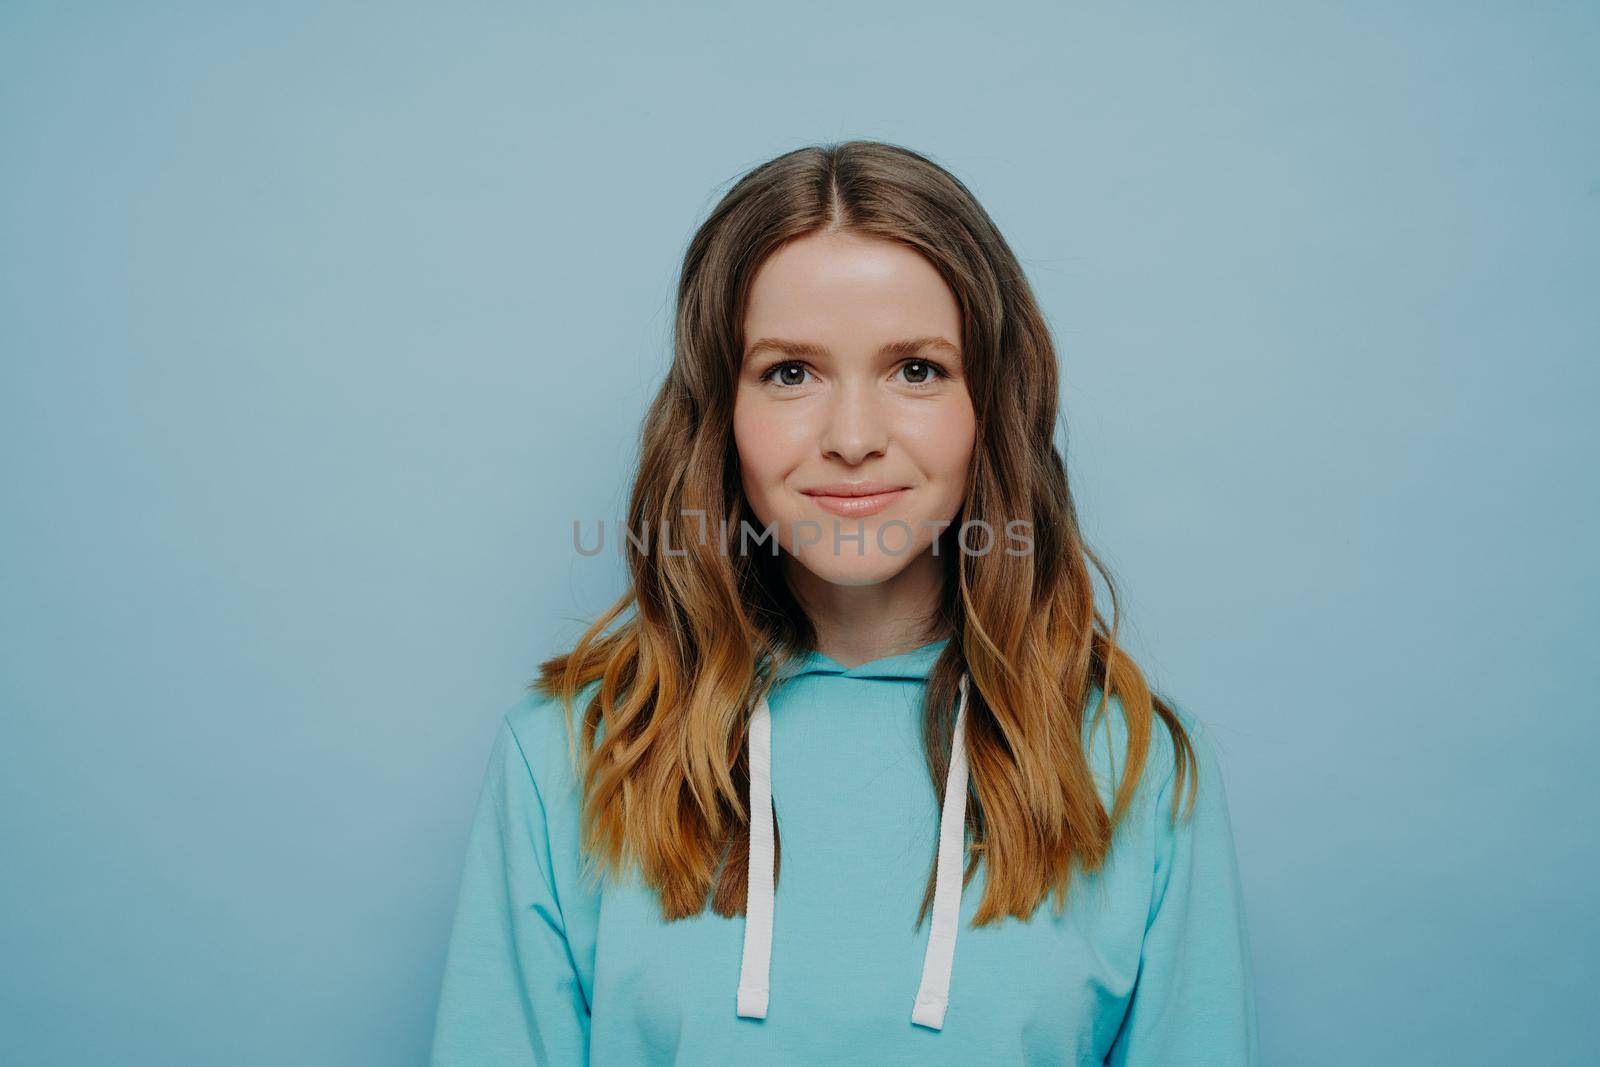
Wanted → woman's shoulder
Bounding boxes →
[1081,685,1217,810]
[499,677,604,802]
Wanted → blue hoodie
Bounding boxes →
[430,637,1259,1064]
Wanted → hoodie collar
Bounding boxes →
[775,636,951,682]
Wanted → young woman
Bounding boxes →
[430,141,1259,1065]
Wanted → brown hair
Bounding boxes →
[535,140,1198,930]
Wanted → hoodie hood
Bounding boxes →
[772,635,952,683]
[737,636,971,1031]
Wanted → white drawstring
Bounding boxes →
[736,694,774,1019]
[911,672,971,1030]
[736,673,972,1031]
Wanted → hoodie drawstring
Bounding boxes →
[911,672,972,1030]
[735,690,775,1020]
[736,672,972,1031]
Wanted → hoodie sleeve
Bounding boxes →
[1105,716,1260,1066]
[430,712,591,1066]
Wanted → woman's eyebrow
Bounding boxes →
[743,336,961,362]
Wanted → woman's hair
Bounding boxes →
[534,139,1198,928]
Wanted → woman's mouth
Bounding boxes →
[799,485,910,518]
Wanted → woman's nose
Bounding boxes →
[818,380,889,464]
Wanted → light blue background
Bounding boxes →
[3,2,1595,1064]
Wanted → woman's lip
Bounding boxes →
[802,488,908,517]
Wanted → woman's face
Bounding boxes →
[733,231,976,588]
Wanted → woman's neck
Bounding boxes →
[782,548,948,669]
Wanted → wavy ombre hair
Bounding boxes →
[534,140,1198,929]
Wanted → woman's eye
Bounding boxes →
[897,359,945,386]
[761,361,813,388]
[758,360,947,389]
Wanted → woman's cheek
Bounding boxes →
[733,419,787,525]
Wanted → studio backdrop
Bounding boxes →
[2,3,1596,1064]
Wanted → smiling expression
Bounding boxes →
[732,231,977,587]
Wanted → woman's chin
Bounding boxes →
[786,549,925,589]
